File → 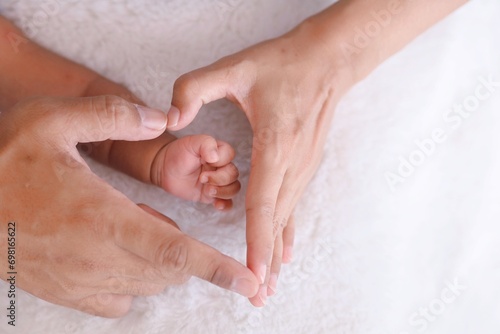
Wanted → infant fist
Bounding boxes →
[151,135,241,210]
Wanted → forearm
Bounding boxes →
[0,15,175,184]
[0,16,100,109]
[300,0,468,87]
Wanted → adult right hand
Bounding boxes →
[0,96,258,317]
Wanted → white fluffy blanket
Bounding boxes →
[1,1,499,333]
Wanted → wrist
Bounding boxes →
[148,134,177,187]
[288,9,357,98]
[296,0,468,87]
[107,132,177,185]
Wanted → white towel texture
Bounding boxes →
[0,1,499,333]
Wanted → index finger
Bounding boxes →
[245,146,286,297]
[113,205,259,298]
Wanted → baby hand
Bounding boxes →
[151,135,241,210]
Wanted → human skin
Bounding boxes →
[0,96,258,317]
[150,135,242,209]
[0,0,468,313]
[166,0,468,305]
[0,17,240,210]
[0,18,258,317]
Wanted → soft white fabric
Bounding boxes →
[1,1,499,333]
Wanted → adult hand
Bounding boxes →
[166,22,352,306]
[166,0,467,306]
[0,96,258,317]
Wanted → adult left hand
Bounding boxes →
[165,21,353,306]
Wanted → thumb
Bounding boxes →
[43,95,167,144]
[167,62,242,131]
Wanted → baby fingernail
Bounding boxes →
[208,148,219,162]
[268,274,278,296]
[135,104,167,130]
[200,175,208,184]
[209,188,217,196]
[166,106,180,128]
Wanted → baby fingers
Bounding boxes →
[200,163,239,186]
[203,181,241,200]
[213,199,233,211]
[196,137,236,166]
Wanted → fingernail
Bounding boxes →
[215,202,225,211]
[267,274,278,296]
[200,175,209,184]
[257,284,267,305]
[166,106,180,128]
[208,148,219,162]
[135,104,167,130]
[209,188,217,197]
[257,264,266,285]
[231,278,258,297]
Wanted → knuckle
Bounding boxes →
[200,135,216,148]
[155,238,190,273]
[246,201,275,221]
[227,163,239,179]
[220,56,252,86]
[94,95,130,134]
[145,264,190,285]
[272,217,287,236]
[207,263,232,289]
[173,73,199,100]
